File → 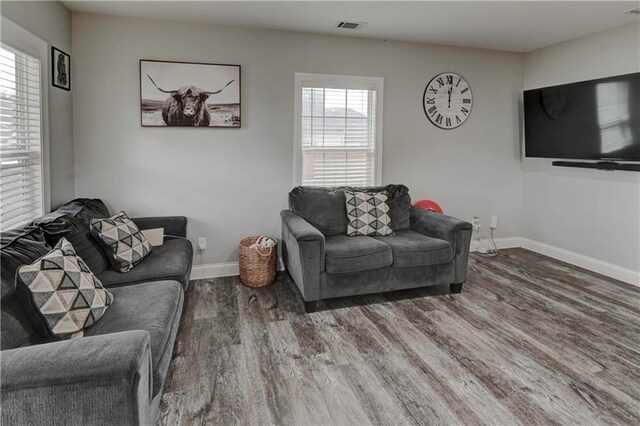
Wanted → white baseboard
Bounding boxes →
[190,262,239,280]
[191,240,640,288]
[191,257,285,280]
[520,238,640,287]
[470,237,522,253]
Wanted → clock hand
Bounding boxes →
[448,86,452,108]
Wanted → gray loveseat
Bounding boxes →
[1,198,192,425]
[281,185,472,312]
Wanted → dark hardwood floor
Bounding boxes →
[158,248,640,425]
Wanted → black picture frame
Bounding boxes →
[51,46,70,91]
[140,59,241,128]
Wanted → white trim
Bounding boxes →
[191,257,285,280]
[520,238,640,287]
[1,17,51,214]
[470,237,522,253]
[471,236,639,287]
[293,72,384,187]
[191,239,639,288]
[191,262,239,280]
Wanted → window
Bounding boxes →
[1,19,48,231]
[294,73,383,186]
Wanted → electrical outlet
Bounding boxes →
[490,215,498,229]
[198,237,207,251]
[472,216,481,232]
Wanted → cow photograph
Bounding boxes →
[140,60,240,127]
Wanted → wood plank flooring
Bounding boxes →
[158,248,640,425]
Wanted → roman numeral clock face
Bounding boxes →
[423,72,472,129]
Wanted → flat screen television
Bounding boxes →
[524,72,640,162]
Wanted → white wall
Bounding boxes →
[72,13,523,266]
[523,22,640,274]
[1,1,75,207]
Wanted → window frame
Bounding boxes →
[1,17,50,230]
[293,72,384,187]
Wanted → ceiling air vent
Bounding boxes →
[335,21,366,30]
[625,7,640,15]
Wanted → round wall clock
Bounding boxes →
[422,72,473,129]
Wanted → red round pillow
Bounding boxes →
[414,199,443,214]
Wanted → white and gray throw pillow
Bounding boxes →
[90,211,152,273]
[345,190,394,236]
[16,238,113,338]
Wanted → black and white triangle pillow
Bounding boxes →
[16,238,113,338]
[345,190,393,236]
[90,211,152,273]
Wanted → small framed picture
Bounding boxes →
[51,46,70,91]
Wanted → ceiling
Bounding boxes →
[62,1,640,52]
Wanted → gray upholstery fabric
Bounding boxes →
[97,238,193,289]
[289,187,349,236]
[410,207,472,283]
[1,330,152,426]
[132,216,188,238]
[1,227,52,350]
[325,235,392,274]
[149,392,163,426]
[374,230,453,268]
[33,199,112,275]
[84,280,183,398]
[281,210,324,300]
[288,185,411,236]
[282,187,472,305]
[0,201,190,424]
[53,198,111,222]
[320,262,454,299]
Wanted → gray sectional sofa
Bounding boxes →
[1,198,192,425]
[281,185,472,312]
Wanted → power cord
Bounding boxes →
[473,219,499,257]
[482,228,499,257]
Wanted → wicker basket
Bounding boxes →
[239,236,277,288]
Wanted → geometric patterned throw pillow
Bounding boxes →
[89,211,152,273]
[345,190,394,236]
[16,238,113,339]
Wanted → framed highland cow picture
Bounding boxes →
[140,59,241,127]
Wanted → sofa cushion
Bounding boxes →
[16,238,113,339]
[33,199,112,275]
[356,184,412,231]
[84,280,183,397]
[97,238,193,288]
[90,212,152,273]
[375,230,453,268]
[289,184,411,236]
[289,186,348,236]
[325,235,392,274]
[345,190,394,236]
[1,226,51,350]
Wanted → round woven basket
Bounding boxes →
[239,236,277,288]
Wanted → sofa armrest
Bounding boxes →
[410,207,472,283]
[132,216,187,238]
[1,331,153,426]
[281,210,325,301]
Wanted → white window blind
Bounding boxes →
[0,44,44,230]
[296,74,383,187]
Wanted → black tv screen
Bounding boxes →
[524,72,640,162]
